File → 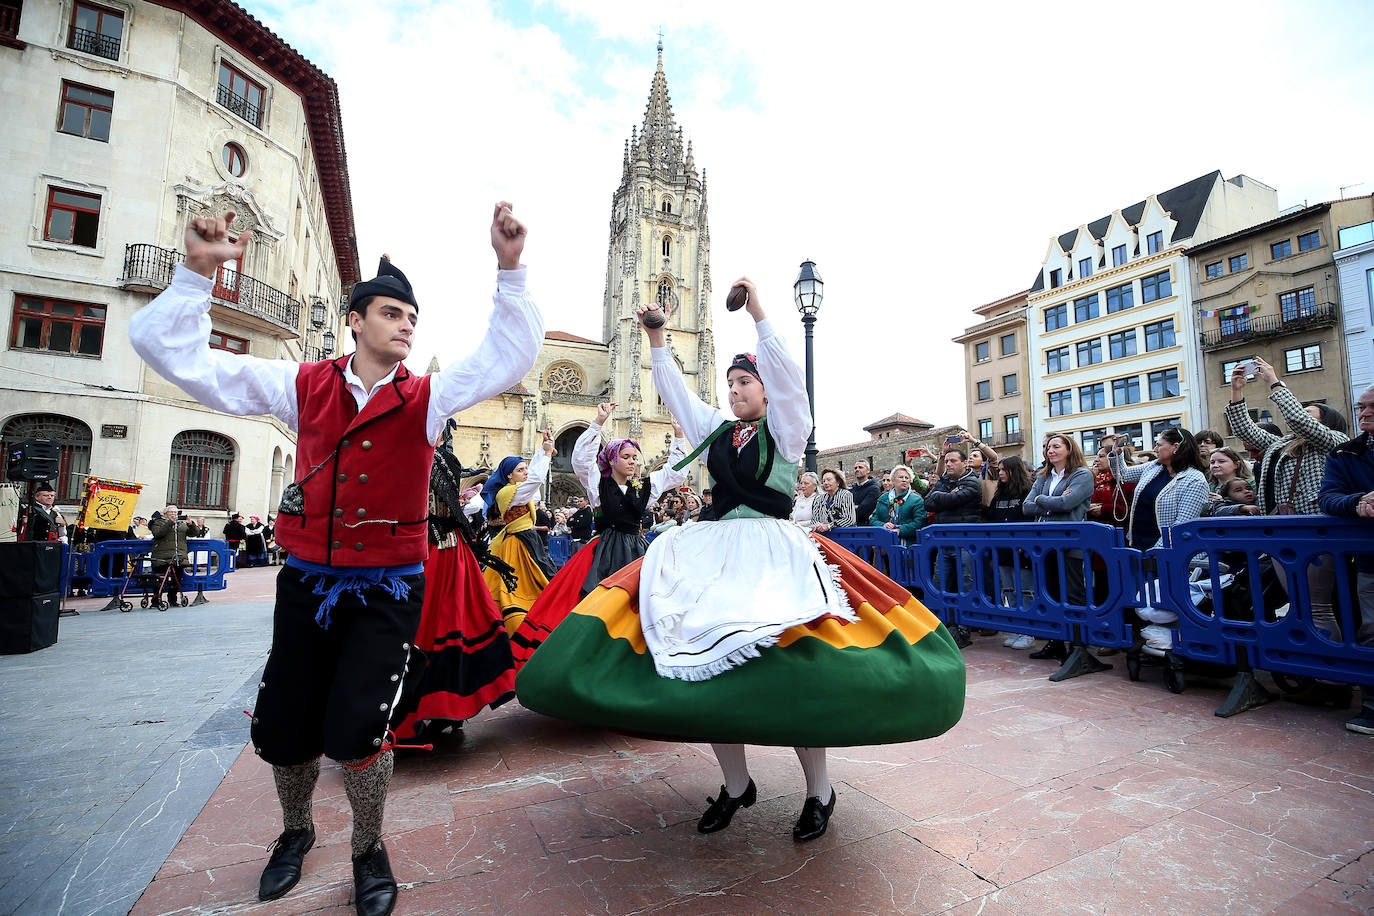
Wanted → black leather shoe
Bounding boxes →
[258,824,315,901]
[792,790,836,842]
[950,625,972,648]
[352,840,398,916]
[1029,639,1068,660]
[697,779,757,833]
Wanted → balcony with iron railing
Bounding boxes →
[68,26,119,60]
[1199,301,1337,351]
[121,243,301,336]
[216,83,262,127]
[990,431,1025,448]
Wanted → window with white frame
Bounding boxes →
[1284,344,1321,372]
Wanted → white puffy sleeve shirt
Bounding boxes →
[129,264,544,445]
[649,318,811,462]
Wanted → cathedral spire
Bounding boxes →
[639,40,683,174]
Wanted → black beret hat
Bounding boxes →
[34,480,56,494]
[348,255,417,313]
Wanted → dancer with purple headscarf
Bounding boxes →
[510,401,687,668]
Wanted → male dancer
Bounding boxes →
[130,203,541,915]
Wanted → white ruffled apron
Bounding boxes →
[638,517,854,681]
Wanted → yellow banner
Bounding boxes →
[79,477,143,532]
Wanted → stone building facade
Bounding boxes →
[0,0,357,525]
[1025,171,1277,455]
[818,414,970,487]
[954,289,1031,464]
[1189,195,1374,443]
[443,43,715,506]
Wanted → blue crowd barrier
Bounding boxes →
[182,539,237,598]
[548,535,573,570]
[915,522,1138,653]
[84,539,235,603]
[1150,517,1374,689]
[822,526,911,584]
[822,517,1373,715]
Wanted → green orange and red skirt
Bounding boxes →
[515,533,966,747]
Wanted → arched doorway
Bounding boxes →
[550,424,590,510]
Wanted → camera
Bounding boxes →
[1241,358,1258,380]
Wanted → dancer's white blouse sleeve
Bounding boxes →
[427,268,544,444]
[572,423,604,507]
[649,437,690,502]
[752,319,812,464]
[131,265,545,447]
[650,318,811,463]
[511,450,551,506]
[129,266,300,428]
[650,349,724,446]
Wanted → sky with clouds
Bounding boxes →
[247,0,1374,450]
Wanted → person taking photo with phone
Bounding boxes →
[1224,356,1350,640]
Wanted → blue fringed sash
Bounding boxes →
[285,555,424,629]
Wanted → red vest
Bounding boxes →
[274,357,435,567]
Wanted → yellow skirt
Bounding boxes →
[484,531,551,635]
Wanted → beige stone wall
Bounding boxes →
[956,303,1031,465]
[0,1,350,523]
[1194,198,1374,443]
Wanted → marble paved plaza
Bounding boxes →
[2,565,1372,915]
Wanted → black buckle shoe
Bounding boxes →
[950,625,972,648]
[352,840,398,916]
[793,790,836,842]
[258,824,315,901]
[1029,639,1068,661]
[697,779,757,833]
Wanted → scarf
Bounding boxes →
[480,455,524,513]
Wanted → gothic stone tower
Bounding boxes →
[603,42,717,457]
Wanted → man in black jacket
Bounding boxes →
[923,448,983,647]
[850,460,880,526]
[568,496,594,545]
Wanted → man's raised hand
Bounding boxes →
[185,210,251,279]
[491,201,527,271]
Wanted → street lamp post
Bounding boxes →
[793,259,823,474]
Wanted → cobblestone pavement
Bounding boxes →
[0,565,279,916]
[4,566,1372,915]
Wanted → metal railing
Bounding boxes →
[1199,302,1336,351]
[69,26,119,60]
[216,84,262,128]
[122,244,300,334]
[991,431,1025,447]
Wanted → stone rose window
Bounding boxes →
[544,362,584,395]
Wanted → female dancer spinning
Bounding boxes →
[482,431,556,634]
[518,279,964,843]
[394,447,517,741]
[510,403,687,666]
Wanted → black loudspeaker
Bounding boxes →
[6,438,60,481]
[0,542,62,596]
[0,592,59,654]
